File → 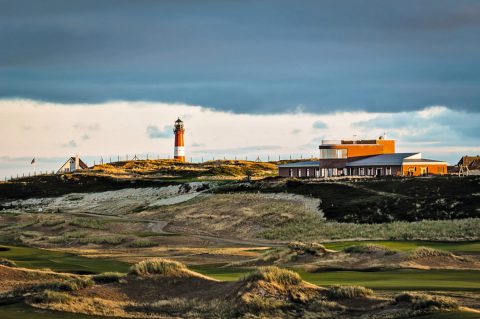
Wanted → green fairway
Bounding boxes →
[297,269,480,291]
[323,240,480,253]
[416,311,480,319]
[192,266,480,291]
[0,303,123,319]
[0,245,129,274]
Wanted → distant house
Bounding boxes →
[455,155,480,175]
[57,155,88,174]
[457,156,480,170]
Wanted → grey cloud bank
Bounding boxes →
[1,0,480,114]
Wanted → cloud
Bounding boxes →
[291,129,301,135]
[147,125,172,139]
[313,121,327,129]
[0,99,478,178]
[73,123,100,131]
[62,140,77,148]
[81,134,90,140]
[0,1,479,114]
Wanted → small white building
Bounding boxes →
[57,155,88,174]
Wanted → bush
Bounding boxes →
[327,285,373,299]
[409,247,453,259]
[42,219,65,227]
[0,258,17,267]
[44,278,94,292]
[344,244,397,255]
[128,239,157,248]
[32,290,72,304]
[395,292,458,310]
[92,272,125,284]
[288,241,327,255]
[69,218,108,230]
[245,266,302,286]
[129,258,188,276]
[78,235,126,245]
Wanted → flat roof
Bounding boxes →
[346,153,418,167]
[278,161,319,168]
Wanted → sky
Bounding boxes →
[0,1,479,178]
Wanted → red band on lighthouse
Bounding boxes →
[173,118,185,162]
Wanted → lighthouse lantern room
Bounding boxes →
[173,118,185,162]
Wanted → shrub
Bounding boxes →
[42,219,65,227]
[309,299,345,312]
[245,266,302,286]
[409,247,453,259]
[395,292,458,310]
[327,285,373,299]
[0,258,17,267]
[42,278,94,292]
[128,239,157,248]
[344,244,397,255]
[69,218,108,230]
[129,258,188,276]
[78,235,126,245]
[92,272,125,284]
[32,290,72,304]
[288,241,327,255]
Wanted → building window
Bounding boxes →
[360,168,364,176]
[298,169,302,177]
[386,167,391,175]
[289,169,293,177]
[306,169,310,177]
[319,148,347,159]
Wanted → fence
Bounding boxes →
[3,153,317,182]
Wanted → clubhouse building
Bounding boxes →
[278,136,447,178]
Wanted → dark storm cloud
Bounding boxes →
[1,0,480,113]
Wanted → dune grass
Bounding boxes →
[326,285,373,299]
[395,292,458,310]
[129,258,189,276]
[409,247,454,259]
[245,266,302,286]
[92,272,125,284]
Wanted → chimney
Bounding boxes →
[75,154,79,170]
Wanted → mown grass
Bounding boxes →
[193,266,480,291]
[323,240,480,253]
[0,245,129,273]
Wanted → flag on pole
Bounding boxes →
[31,158,35,165]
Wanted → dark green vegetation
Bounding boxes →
[0,159,277,201]
[323,240,480,253]
[0,304,123,319]
[0,245,129,274]
[220,176,480,223]
[0,173,179,201]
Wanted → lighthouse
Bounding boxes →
[173,118,185,162]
